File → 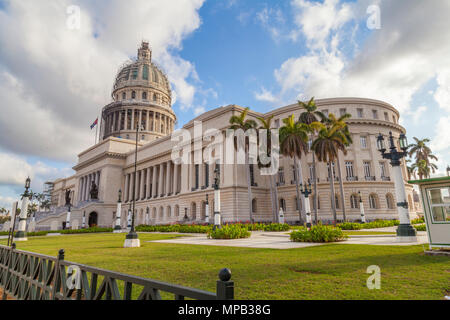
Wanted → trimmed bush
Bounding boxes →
[337,220,400,230]
[414,224,426,231]
[411,217,425,225]
[135,224,211,233]
[207,224,251,239]
[290,224,348,243]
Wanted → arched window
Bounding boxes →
[153,70,159,83]
[143,65,149,80]
[279,198,286,212]
[191,202,197,220]
[153,93,157,102]
[369,194,378,209]
[386,193,394,209]
[167,206,171,218]
[350,194,359,209]
[252,198,257,213]
[131,91,136,99]
[175,205,180,217]
[294,197,302,211]
[334,194,340,209]
[142,92,147,100]
[152,207,156,219]
[122,92,126,100]
[159,206,164,220]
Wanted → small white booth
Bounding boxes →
[409,176,450,249]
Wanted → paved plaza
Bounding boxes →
[147,230,429,249]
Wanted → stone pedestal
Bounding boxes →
[124,238,141,248]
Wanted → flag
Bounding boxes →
[90,118,98,130]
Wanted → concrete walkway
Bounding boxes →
[148,230,429,249]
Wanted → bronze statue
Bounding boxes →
[90,181,99,200]
[65,190,71,206]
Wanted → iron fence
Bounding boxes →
[0,244,234,300]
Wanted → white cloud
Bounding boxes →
[409,106,427,125]
[194,107,206,116]
[254,87,277,103]
[0,0,206,162]
[431,116,450,153]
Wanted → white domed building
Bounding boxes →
[36,42,421,230]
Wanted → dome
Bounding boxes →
[112,42,171,99]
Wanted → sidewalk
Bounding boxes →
[148,230,429,249]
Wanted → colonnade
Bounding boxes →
[78,171,101,202]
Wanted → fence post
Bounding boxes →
[2,243,16,300]
[216,268,234,300]
[52,249,65,300]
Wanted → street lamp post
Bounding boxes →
[114,189,122,233]
[124,124,143,248]
[205,194,210,224]
[14,177,31,241]
[145,207,149,225]
[358,191,366,223]
[66,203,71,230]
[213,164,221,230]
[377,132,417,242]
[300,182,313,229]
[127,204,132,231]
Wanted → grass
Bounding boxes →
[1,233,449,300]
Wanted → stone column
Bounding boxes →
[152,166,158,198]
[124,174,130,202]
[118,111,122,131]
[135,171,140,201]
[138,109,142,129]
[159,163,165,196]
[129,172,135,202]
[146,111,150,131]
[166,161,172,195]
[124,110,128,130]
[173,164,179,194]
[146,167,151,198]
[131,108,135,131]
[140,169,145,200]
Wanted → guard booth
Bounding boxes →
[409,176,450,249]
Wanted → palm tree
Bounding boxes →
[256,115,279,222]
[297,97,326,223]
[406,159,417,180]
[229,107,258,223]
[279,115,321,224]
[411,159,437,179]
[321,113,353,222]
[408,138,438,163]
[311,118,349,226]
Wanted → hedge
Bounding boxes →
[290,224,348,243]
[0,227,113,237]
[337,220,400,230]
[207,224,251,239]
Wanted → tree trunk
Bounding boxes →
[245,150,254,223]
[336,153,346,222]
[312,153,318,224]
[273,174,279,222]
[294,155,304,225]
[328,161,337,226]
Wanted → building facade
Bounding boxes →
[37,42,420,230]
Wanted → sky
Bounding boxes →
[0,0,449,211]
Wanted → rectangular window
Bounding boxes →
[340,108,347,116]
[363,161,372,177]
[392,115,396,123]
[372,110,378,119]
[278,167,285,185]
[357,108,364,118]
[132,68,138,80]
[274,119,280,128]
[379,162,386,177]
[309,164,315,181]
[195,164,199,189]
[345,161,354,178]
[427,187,450,222]
[205,163,209,187]
[384,112,389,121]
[143,65,149,80]
[322,109,329,117]
[250,164,255,186]
[291,165,297,182]
[327,162,336,177]
[360,136,367,149]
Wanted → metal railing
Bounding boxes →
[0,244,234,300]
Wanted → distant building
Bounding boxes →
[36,42,420,230]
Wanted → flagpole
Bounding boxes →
[95,122,98,145]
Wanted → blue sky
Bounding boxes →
[0,0,449,211]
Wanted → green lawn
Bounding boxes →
[343,231,396,236]
[1,233,448,300]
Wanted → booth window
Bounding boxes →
[427,187,450,223]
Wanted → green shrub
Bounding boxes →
[411,217,425,225]
[414,224,426,231]
[0,227,113,238]
[262,223,290,232]
[135,224,211,233]
[337,220,400,230]
[207,224,251,239]
[290,224,348,243]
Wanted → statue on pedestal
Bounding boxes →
[65,190,71,206]
[90,181,99,200]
